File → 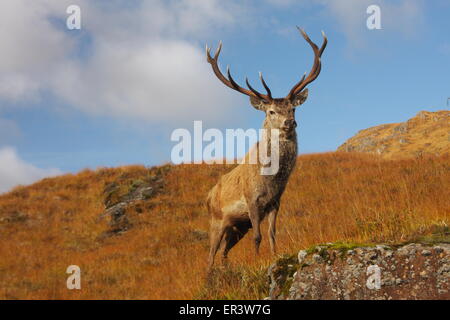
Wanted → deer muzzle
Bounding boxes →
[283,119,297,131]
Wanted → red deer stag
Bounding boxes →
[206,27,327,269]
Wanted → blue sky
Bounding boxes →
[0,0,449,192]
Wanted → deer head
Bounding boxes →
[206,27,327,136]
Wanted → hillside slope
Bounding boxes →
[0,153,449,299]
[338,110,450,159]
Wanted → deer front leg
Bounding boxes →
[267,209,278,255]
[248,205,262,255]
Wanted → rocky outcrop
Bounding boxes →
[268,242,450,300]
[338,110,450,159]
[98,166,168,238]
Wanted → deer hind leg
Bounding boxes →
[267,209,278,255]
[222,223,250,264]
[208,219,227,270]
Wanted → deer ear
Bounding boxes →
[292,89,309,107]
[249,96,267,111]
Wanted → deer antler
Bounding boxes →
[206,28,326,102]
[206,41,273,102]
[286,28,327,101]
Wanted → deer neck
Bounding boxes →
[262,121,298,144]
[260,121,298,176]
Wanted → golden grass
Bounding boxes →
[0,152,449,299]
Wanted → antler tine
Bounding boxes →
[299,27,319,52]
[320,31,328,55]
[245,77,265,100]
[214,41,222,59]
[227,66,242,91]
[206,41,222,64]
[285,71,306,102]
[206,41,272,101]
[259,72,272,100]
[286,28,327,100]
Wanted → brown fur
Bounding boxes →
[207,94,308,269]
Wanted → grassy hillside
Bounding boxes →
[338,110,449,159]
[0,152,449,299]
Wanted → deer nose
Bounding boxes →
[284,119,297,128]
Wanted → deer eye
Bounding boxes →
[269,110,275,115]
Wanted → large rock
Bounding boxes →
[268,242,450,300]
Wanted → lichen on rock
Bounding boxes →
[98,165,168,238]
[267,241,450,300]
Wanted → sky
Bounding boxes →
[0,0,449,193]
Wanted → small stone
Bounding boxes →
[421,250,431,256]
[382,277,395,286]
[312,254,324,264]
[298,250,308,264]
[434,246,444,254]
[365,252,378,260]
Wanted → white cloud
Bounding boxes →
[0,0,246,125]
[0,0,74,102]
[0,147,62,194]
[51,40,238,123]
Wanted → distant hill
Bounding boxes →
[338,110,450,159]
